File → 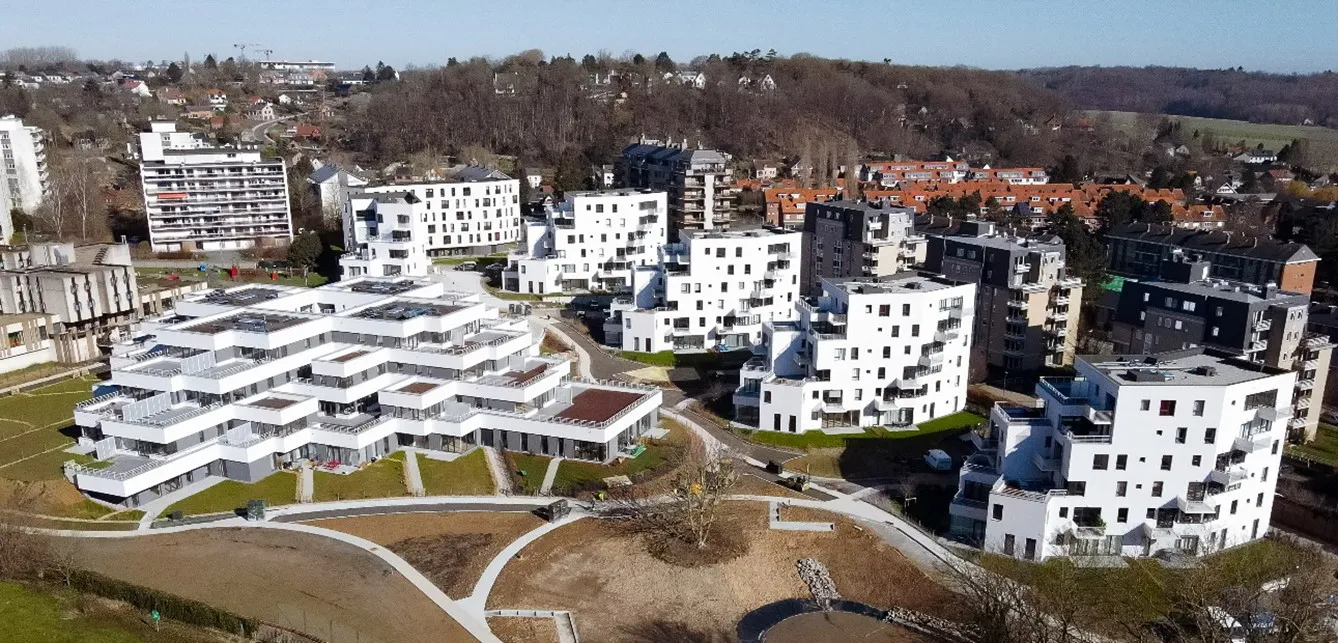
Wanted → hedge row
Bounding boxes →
[67,569,257,635]
[616,349,755,369]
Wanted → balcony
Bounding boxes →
[1256,405,1292,421]
[1295,397,1312,411]
[1061,431,1113,445]
[1047,309,1069,322]
[1006,299,1027,310]
[1032,452,1062,472]
[1297,378,1315,391]
[934,328,960,343]
[1254,318,1272,332]
[1209,466,1248,486]
[1233,434,1271,453]
[1006,313,1028,325]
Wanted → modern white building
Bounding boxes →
[604,227,802,353]
[738,274,975,432]
[337,192,430,279]
[138,122,294,252]
[0,115,50,228]
[70,277,662,507]
[340,167,521,260]
[503,190,667,295]
[949,349,1293,561]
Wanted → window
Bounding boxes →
[1193,400,1205,416]
[1115,454,1127,470]
[1152,482,1163,497]
[1093,454,1109,470]
[1191,455,1201,466]
[1147,508,1156,519]
[1116,481,1127,497]
[1159,400,1177,416]
[1140,399,1151,411]
[1175,427,1187,444]
[1160,455,1173,470]
[992,504,1003,520]
[1261,466,1269,482]
[1059,507,1068,518]
[911,324,920,337]
[1117,508,1128,523]
[1205,428,1216,444]
[1257,492,1265,507]
[882,347,891,358]
[763,392,771,403]
[1230,500,1238,514]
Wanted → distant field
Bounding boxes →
[1087,110,1338,156]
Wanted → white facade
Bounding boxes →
[606,227,802,353]
[138,122,294,252]
[950,350,1293,561]
[72,278,662,506]
[503,190,667,295]
[341,168,521,259]
[739,275,975,432]
[338,193,430,278]
[0,115,49,227]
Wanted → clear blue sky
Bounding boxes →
[4,0,1336,73]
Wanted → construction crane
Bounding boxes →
[232,43,265,62]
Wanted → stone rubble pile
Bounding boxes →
[795,558,841,604]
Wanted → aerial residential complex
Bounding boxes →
[618,138,736,236]
[604,227,801,353]
[0,115,49,235]
[138,122,294,252]
[71,278,662,507]
[1108,256,1333,442]
[950,349,1293,560]
[737,274,975,431]
[504,189,668,295]
[337,191,431,279]
[340,166,522,263]
[800,200,924,294]
[1107,223,1320,294]
[919,217,1083,373]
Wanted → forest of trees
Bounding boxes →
[1025,66,1338,127]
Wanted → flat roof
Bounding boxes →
[248,397,299,410]
[1080,349,1288,387]
[353,300,465,321]
[200,287,286,307]
[505,364,547,386]
[330,350,368,363]
[1137,278,1307,306]
[553,388,645,423]
[397,381,440,394]
[183,312,309,335]
[827,272,962,295]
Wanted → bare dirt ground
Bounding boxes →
[765,611,934,643]
[778,504,840,524]
[67,527,479,643]
[732,473,808,499]
[487,616,559,643]
[488,502,960,643]
[304,511,544,598]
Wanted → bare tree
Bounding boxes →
[606,441,739,553]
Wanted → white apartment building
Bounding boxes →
[738,275,975,432]
[503,190,667,295]
[949,349,1293,561]
[605,227,801,353]
[341,167,521,260]
[138,122,294,252]
[0,115,49,231]
[70,278,662,507]
[338,191,430,279]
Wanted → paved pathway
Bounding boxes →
[538,457,562,495]
[298,463,314,503]
[403,451,425,496]
[270,501,544,523]
[484,447,515,494]
[546,319,642,380]
[457,511,589,618]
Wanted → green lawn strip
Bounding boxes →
[503,451,551,495]
[0,433,81,472]
[162,471,298,516]
[1286,423,1338,466]
[550,422,688,495]
[312,453,408,502]
[744,411,985,450]
[0,581,223,642]
[48,495,117,520]
[417,450,495,496]
[0,362,92,390]
[432,254,506,266]
[103,509,146,522]
[0,418,35,439]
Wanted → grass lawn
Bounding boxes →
[1286,423,1338,467]
[136,267,328,289]
[417,450,496,496]
[0,375,95,432]
[504,452,551,495]
[163,471,297,516]
[745,411,986,450]
[0,361,95,390]
[0,436,88,475]
[0,582,228,643]
[104,509,146,522]
[550,420,689,495]
[313,453,408,502]
[1088,110,1338,159]
[432,254,506,266]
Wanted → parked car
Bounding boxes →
[455,261,477,271]
[923,449,953,471]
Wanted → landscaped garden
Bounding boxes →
[0,376,115,518]
[1286,422,1338,467]
[417,450,495,495]
[753,411,986,479]
[503,452,551,495]
[549,419,689,495]
[161,471,298,516]
[312,452,409,501]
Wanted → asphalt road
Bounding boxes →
[240,115,293,144]
[268,502,547,523]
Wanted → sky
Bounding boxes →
[3,0,1336,73]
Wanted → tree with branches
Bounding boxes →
[605,441,739,558]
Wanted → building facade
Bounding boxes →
[737,274,975,432]
[920,218,1083,373]
[138,122,293,252]
[1107,223,1320,294]
[337,192,430,279]
[950,349,1293,561]
[71,278,662,507]
[801,201,923,294]
[1109,257,1333,442]
[0,115,49,230]
[504,190,667,295]
[604,228,801,353]
[341,167,521,260]
[618,139,735,236]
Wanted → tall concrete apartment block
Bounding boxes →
[618,138,735,237]
[138,122,293,252]
[800,200,924,294]
[504,189,668,295]
[0,115,49,239]
[1109,256,1333,442]
[341,167,521,262]
[605,227,801,353]
[919,217,1083,373]
[950,349,1293,561]
[72,278,662,507]
[737,274,975,432]
[1107,222,1320,294]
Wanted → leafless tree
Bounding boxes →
[605,441,739,552]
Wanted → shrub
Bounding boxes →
[66,569,258,635]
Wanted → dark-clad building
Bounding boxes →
[1106,222,1319,294]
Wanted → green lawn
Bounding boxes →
[0,582,222,643]
[1286,423,1338,467]
[312,453,408,502]
[550,420,688,495]
[104,509,146,522]
[0,375,96,432]
[432,254,506,266]
[1089,110,1338,156]
[0,435,85,475]
[504,452,551,495]
[135,267,328,289]
[417,449,495,495]
[0,361,94,390]
[162,471,297,516]
[745,411,986,450]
